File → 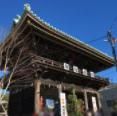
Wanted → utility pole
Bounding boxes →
[107,31,117,70]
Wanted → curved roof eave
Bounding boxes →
[10,9,115,67]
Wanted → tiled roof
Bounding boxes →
[15,3,113,60]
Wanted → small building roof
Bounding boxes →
[99,83,117,91]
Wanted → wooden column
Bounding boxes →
[58,84,62,95]
[58,84,62,115]
[34,79,41,115]
[97,93,102,109]
[84,90,89,111]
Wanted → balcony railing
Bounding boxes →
[31,54,109,82]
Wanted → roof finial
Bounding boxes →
[24,3,31,12]
[13,15,21,24]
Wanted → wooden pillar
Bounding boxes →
[58,84,62,115]
[58,84,62,95]
[34,79,41,115]
[97,93,102,109]
[84,90,89,111]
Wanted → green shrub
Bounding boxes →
[67,89,84,116]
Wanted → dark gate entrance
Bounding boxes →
[8,87,34,116]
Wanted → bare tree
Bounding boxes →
[0,27,9,43]
[0,25,33,115]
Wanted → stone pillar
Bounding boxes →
[84,90,89,111]
[34,79,41,115]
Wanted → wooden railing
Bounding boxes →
[31,54,109,82]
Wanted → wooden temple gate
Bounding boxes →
[8,78,102,116]
[7,52,106,116]
[0,4,114,116]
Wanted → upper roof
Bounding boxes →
[2,4,114,72]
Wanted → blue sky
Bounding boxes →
[0,0,117,82]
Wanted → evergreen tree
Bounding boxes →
[67,89,84,116]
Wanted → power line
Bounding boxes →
[85,16,117,44]
[107,31,117,71]
[86,35,106,43]
[109,16,117,31]
[84,17,117,82]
